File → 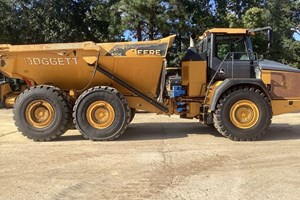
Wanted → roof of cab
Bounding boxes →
[199,28,253,40]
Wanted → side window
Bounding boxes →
[207,37,211,54]
[198,41,203,52]
[217,43,230,60]
[203,38,207,52]
[201,36,211,53]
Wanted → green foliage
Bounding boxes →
[242,7,270,57]
[216,0,299,68]
[0,0,122,44]
[112,0,170,41]
[226,13,242,28]
[266,0,299,67]
[0,0,299,68]
[243,7,270,29]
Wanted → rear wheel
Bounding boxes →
[13,85,71,141]
[73,86,130,141]
[213,86,272,141]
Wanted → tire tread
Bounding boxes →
[213,86,272,141]
[13,85,71,141]
[73,86,130,141]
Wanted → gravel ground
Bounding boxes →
[0,109,300,200]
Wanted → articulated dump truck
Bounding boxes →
[1,28,300,141]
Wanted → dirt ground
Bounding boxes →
[0,109,300,200]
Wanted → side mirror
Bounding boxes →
[268,29,273,49]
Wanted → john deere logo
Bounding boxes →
[136,49,162,56]
[108,43,167,57]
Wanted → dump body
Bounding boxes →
[0,36,175,101]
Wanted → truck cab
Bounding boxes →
[197,28,258,81]
[176,27,300,141]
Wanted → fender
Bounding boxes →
[209,78,271,111]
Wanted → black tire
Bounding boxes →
[0,102,5,109]
[73,86,130,141]
[213,86,272,141]
[13,85,71,141]
[63,93,76,130]
[129,108,136,123]
[205,123,215,129]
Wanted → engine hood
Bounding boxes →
[258,59,300,73]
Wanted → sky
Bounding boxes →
[294,33,300,41]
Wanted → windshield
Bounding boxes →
[216,35,250,60]
[197,34,256,60]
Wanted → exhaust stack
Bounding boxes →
[190,32,196,48]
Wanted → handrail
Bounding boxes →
[203,52,231,104]
[203,52,257,104]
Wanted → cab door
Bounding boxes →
[209,34,257,80]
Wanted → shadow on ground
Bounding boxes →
[119,122,221,141]
[57,122,220,142]
[56,122,300,142]
[262,123,300,141]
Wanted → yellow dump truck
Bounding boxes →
[1,27,300,141]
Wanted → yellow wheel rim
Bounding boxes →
[230,100,259,129]
[86,101,115,129]
[25,100,55,128]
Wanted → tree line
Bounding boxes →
[0,0,299,67]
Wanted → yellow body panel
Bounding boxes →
[205,28,248,35]
[199,28,251,39]
[182,61,207,97]
[186,102,201,118]
[126,96,162,113]
[4,94,18,108]
[0,83,12,102]
[272,100,300,115]
[261,70,271,84]
[180,61,207,117]
[203,81,222,106]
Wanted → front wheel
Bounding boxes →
[213,86,272,141]
[73,86,130,141]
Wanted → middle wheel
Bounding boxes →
[73,86,130,141]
